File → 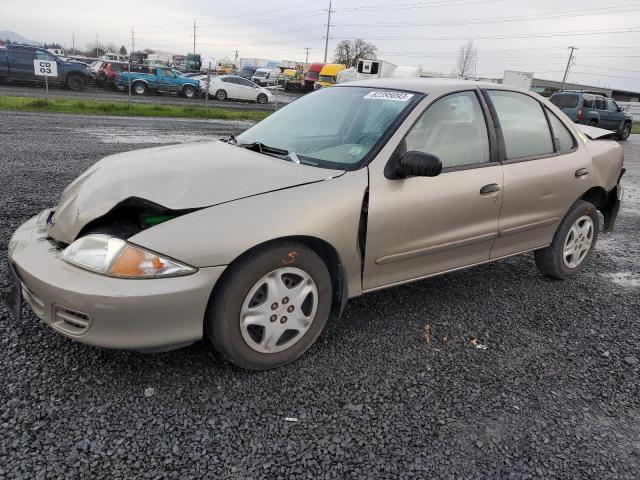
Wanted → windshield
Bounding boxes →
[550,93,579,108]
[236,86,422,169]
[306,71,320,80]
[319,75,336,83]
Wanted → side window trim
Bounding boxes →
[545,107,578,155]
[482,88,560,165]
[401,89,498,173]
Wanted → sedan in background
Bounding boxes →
[203,75,272,103]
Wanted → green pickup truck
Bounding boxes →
[116,66,200,99]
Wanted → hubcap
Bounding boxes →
[240,267,318,353]
[563,215,594,268]
[135,85,144,94]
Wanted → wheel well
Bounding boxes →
[209,236,346,322]
[580,187,607,209]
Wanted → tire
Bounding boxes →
[617,122,631,141]
[132,82,147,96]
[588,119,598,127]
[205,241,333,370]
[215,89,227,100]
[534,200,599,280]
[182,85,196,99]
[257,93,268,104]
[65,74,86,91]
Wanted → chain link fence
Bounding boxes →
[0,45,306,113]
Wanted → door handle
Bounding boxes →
[480,183,501,195]
[575,168,589,178]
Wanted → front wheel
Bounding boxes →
[534,200,599,280]
[182,85,197,99]
[617,122,631,141]
[205,242,332,370]
[215,89,227,100]
[257,93,268,104]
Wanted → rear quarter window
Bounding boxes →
[550,94,579,108]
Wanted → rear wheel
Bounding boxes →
[65,74,86,91]
[205,242,332,370]
[618,122,631,141]
[182,85,197,99]
[215,89,227,100]
[534,200,599,280]
[257,93,268,104]
[132,82,147,95]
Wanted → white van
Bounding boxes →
[251,68,281,87]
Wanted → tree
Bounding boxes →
[143,48,156,55]
[333,39,377,67]
[119,45,127,55]
[454,40,477,77]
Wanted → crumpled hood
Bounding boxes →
[48,140,343,243]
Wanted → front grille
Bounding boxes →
[53,306,91,336]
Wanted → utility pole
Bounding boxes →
[323,1,333,63]
[192,18,197,53]
[131,27,135,53]
[304,47,310,65]
[560,46,578,91]
[95,33,99,58]
[234,50,239,65]
[71,32,75,53]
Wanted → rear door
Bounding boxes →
[236,77,259,100]
[159,68,178,92]
[484,89,590,258]
[363,89,504,290]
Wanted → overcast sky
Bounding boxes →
[2,0,639,91]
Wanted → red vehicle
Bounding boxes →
[284,62,325,92]
[304,63,324,91]
[94,62,149,88]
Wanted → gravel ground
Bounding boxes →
[1,111,639,479]
[0,83,303,111]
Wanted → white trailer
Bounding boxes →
[502,70,534,90]
[337,59,421,84]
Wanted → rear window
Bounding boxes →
[550,94,579,108]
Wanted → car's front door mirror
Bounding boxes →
[393,151,442,179]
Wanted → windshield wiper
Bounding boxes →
[238,142,289,156]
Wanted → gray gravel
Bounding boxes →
[1,111,639,479]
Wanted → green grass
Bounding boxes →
[0,96,271,122]
[632,123,640,135]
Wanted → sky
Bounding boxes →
[2,0,640,91]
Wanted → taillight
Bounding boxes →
[577,109,584,122]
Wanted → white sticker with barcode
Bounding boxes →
[364,91,414,101]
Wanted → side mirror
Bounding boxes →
[393,151,442,179]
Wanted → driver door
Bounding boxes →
[363,90,503,291]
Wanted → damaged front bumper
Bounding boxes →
[5,211,226,350]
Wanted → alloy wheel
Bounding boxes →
[562,215,594,268]
[240,267,318,353]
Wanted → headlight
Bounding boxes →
[60,234,196,278]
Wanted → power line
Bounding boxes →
[574,63,640,74]
[571,71,640,81]
[332,27,640,41]
[340,0,503,12]
[334,5,640,27]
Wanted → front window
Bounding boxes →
[319,75,336,83]
[236,86,422,169]
[306,71,320,81]
[405,91,490,169]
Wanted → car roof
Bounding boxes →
[334,77,524,95]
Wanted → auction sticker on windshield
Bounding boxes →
[364,91,414,101]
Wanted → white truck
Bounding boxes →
[337,59,421,84]
[502,70,534,90]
